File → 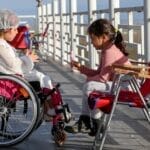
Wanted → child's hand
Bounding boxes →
[71,60,81,70]
[26,50,39,62]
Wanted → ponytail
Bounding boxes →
[114,30,129,56]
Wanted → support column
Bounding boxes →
[69,0,77,62]
[37,2,42,36]
[46,3,51,56]
[144,0,150,61]
[109,0,120,27]
[52,0,58,60]
[60,0,66,65]
[88,0,96,69]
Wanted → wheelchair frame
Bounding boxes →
[92,64,150,150]
[0,73,71,147]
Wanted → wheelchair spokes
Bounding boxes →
[0,75,40,147]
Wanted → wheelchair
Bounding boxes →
[88,63,150,150]
[0,73,72,147]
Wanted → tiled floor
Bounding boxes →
[1,59,150,150]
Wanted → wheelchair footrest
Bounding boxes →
[55,103,72,123]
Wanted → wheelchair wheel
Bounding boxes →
[0,74,40,147]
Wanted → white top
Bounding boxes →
[0,39,34,75]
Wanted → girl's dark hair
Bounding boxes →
[87,19,128,56]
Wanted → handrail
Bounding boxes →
[37,0,146,69]
[112,63,150,78]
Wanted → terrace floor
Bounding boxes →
[1,57,150,150]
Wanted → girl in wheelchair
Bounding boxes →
[0,9,71,146]
[0,9,54,119]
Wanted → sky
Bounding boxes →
[0,0,143,15]
[0,0,40,15]
[0,0,143,30]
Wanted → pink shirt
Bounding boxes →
[80,44,131,82]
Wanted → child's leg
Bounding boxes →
[44,100,51,114]
[25,69,54,120]
[43,99,55,121]
[25,69,53,89]
[44,99,55,114]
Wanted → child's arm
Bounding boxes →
[71,60,100,77]
[25,49,39,62]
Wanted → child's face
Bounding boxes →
[90,34,110,50]
[4,27,18,42]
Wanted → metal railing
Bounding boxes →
[37,0,150,69]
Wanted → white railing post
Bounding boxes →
[144,0,150,61]
[109,0,120,25]
[41,4,47,56]
[37,5,42,35]
[60,0,66,65]
[128,11,134,43]
[109,0,120,27]
[88,0,96,69]
[141,25,144,57]
[46,4,51,56]
[37,3,41,33]
[69,0,77,62]
[42,5,46,37]
[52,0,58,60]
